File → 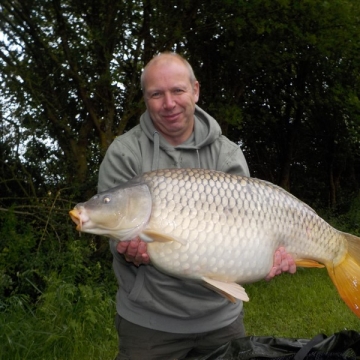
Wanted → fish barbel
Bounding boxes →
[69,168,360,317]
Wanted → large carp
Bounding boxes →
[69,168,360,317]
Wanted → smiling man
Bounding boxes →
[98,52,296,360]
[141,54,200,146]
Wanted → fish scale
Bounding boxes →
[69,168,360,317]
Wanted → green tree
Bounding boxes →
[185,0,360,209]
[1,0,360,207]
[1,0,142,188]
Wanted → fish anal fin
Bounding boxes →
[202,277,249,302]
[295,259,325,268]
[204,285,237,303]
[140,230,187,245]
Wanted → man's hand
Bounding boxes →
[265,247,296,281]
[117,237,150,266]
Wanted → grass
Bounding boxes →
[1,266,359,359]
[0,274,118,360]
[244,267,360,338]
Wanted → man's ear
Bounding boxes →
[193,81,200,102]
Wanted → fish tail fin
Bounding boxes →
[327,233,360,318]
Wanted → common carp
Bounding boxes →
[69,168,360,317]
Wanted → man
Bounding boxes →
[98,52,296,360]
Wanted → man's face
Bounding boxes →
[142,58,200,146]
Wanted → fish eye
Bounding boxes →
[103,197,111,204]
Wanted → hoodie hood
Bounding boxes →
[139,105,222,151]
[139,105,222,170]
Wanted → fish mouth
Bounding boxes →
[69,209,82,231]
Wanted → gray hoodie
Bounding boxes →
[98,105,250,333]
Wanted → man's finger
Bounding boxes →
[287,254,297,274]
[265,267,277,281]
[117,241,130,254]
[125,238,140,257]
[273,249,281,266]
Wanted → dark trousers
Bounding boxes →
[115,312,245,360]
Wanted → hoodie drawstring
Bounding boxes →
[196,149,201,168]
[152,131,160,171]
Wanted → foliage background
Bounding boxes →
[1,0,360,358]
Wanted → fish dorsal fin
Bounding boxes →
[295,259,325,268]
[202,277,249,302]
[140,230,187,245]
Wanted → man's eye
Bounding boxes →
[174,89,184,94]
[150,92,161,99]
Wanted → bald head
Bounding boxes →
[141,52,197,92]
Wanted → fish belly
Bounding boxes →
[147,234,275,283]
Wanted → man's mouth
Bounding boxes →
[163,113,180,121]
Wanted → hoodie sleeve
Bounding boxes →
[98,137,141,193]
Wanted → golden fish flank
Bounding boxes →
[69,168,360,318]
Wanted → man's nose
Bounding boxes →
[163,92,175,109]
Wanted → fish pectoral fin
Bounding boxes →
[295,259,325,268]
[202,277,249,303]
[140,230,187,245]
